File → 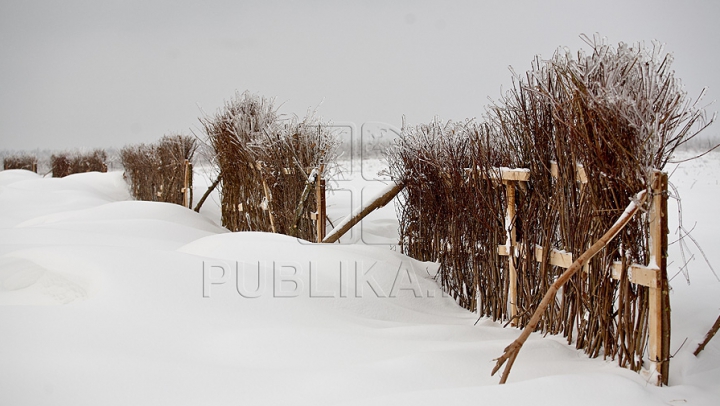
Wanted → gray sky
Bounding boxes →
[1,0,719,150]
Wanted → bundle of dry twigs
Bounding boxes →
[51,149,108,177]
[3,154,37,172]
[120,134,197,205]
[201,91,338,241]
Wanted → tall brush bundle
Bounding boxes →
[51,149,108,177]
[201,91,338,241]
[3,154,37,172]
[387,37,713,371]
[120,134,197,205]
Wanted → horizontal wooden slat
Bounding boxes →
[534,246,573,268]
[500,168,531,181]
[465,167,531,182]
[611,262,660,288]
[498,244,573,268]
[550,161,588,184]
[282,167,314,175]
[576,165,588,183]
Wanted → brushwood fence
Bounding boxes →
[497,165,669,385]
[389,124,671,384]
[120,135,197,208]
[201,91,337,242]
[3,154,37,172]
[387,37,713,385]
[51,149,108,177]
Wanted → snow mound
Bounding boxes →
[0,169,40,186]
[0,255,95,305]
[178,231,464,325]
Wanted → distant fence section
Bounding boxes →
[120,135,197,208]
[3,154,37,172]
[51,149,107,177]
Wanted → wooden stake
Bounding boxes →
[261,178,276,233]
[316,165,326,243]
[291,170,316,237]
[256,162,277,234]
[605,172,670,386]
[504,180,518,325]
[500,244,573,269]
[651,170,670,386]
[182,159,192,209]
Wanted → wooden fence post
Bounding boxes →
[182,159,193,209]
[504,180,518,325]
[651,170,670,385]
[489,168,530,326]
[255,161,277,234]
[610,170,669,386]
[315,164,326,243]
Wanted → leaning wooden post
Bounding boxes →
[323,182,404,244]
[315,164,326,243]
[504,180,518,325]
[194,173,221,213]
[694,313,720,356]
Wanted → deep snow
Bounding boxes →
[0,154,718,405]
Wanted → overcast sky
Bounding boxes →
[1,0,718,150]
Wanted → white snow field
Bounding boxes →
[1,154,719,405]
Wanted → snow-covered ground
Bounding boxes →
[0,153,718,405]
